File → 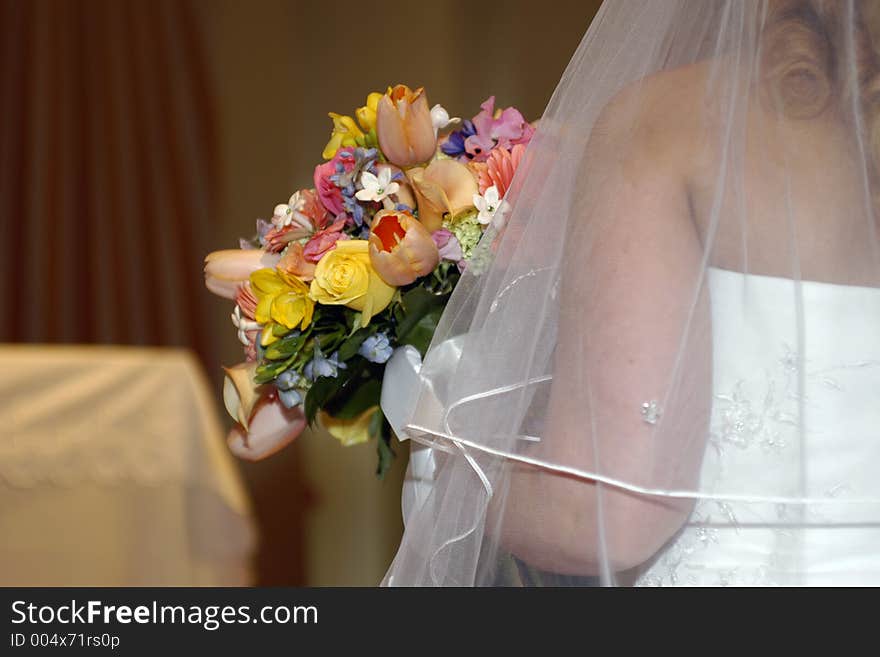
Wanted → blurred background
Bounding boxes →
[0,0,601,585]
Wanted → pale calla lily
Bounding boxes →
[319,407,379,447]
[369,210,440,286]
[405,159,479,232]
[227,396,306,461]
[376,85,437,167]
[223,362,260,429]
[205,249,281,299]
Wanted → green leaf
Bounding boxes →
[304,373,347,425]
[263,331,308,361]
[395,286,446,344]
[398,308,443,356]
[374,413,395,479]
[254,356,295,385]
[337,328,372,361]
[325,377,381,420]
[302,358,366,425]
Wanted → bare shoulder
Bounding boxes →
[588,60,715,177]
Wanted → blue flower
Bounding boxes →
[277,387,303,409]
[276,368,304,390]
[275,368,306,409]
[358,332,393,364]
[304,347,347,381]
[441,119,476,158]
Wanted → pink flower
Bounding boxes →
[303,217,350,263]
[235,283,258,320]
[243,329,260,362]
[296,188,332,231]
[226,394,307,462]
[263,224,299,253]
[277,242,317,281]
[477,143,526,197]
[431,229,464,265]
[465,97,534,162]
[314,148,356,216]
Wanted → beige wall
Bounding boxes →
[204,0,601,585]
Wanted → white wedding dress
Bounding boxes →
[636,267,880,586]
[386,265,880,586]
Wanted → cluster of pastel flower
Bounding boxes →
[204,85,534,475]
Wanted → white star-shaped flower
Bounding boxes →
[355,167,400,203]
[231,306,261,346]
[473,185,509,226]
[271,191,307,229]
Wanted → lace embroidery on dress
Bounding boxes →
[636,342,880,586]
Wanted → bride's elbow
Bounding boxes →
[499,480,694,576]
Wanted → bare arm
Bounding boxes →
[496,84,713,575]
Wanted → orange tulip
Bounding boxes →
[376,85,437,167]
[369,210,439,286]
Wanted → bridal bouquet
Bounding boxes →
[204,85,534,476]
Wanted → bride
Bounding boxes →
[382,0,880,586]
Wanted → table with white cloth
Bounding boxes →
[0,345,256,586]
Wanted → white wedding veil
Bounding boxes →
[384,0,880,586]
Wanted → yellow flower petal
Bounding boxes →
[319,406,379,447]
[250,268,286,296]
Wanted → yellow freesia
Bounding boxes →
[319,406,379,447]
[250,268,314,342]
[322,112,365,160]
[356,92,383,133]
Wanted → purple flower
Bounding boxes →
[440,119,476,158]
[255,218,274,247]
[465,97,534,162]
[432,228,464,265]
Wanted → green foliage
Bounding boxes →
[325,377,381,421]
[337,327,372,361]
[374,413,395,479]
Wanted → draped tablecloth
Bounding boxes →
[0,345,255,585]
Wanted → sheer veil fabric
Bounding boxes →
[383,0,880,586]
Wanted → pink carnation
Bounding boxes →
[314,148,356,216]
[477,143,526,197]
[235,283,258,320]
[303,218,349,263]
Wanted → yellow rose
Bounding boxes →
[309,240,396,326]
[250,268,315,342]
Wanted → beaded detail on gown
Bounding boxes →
[636,267,880,586]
